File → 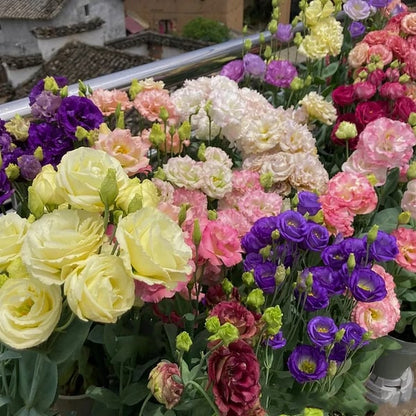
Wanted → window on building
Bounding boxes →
[158,19,173,34]
[84,4,90,16]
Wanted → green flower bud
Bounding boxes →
[304,75,312,87]
[246,288,265,310]
[149,123,166,146]
[244,39,253,52]
[204,100,212,114]
[262,305,283,336]
[334,328,346,342]
[159,106,169,123]
[335,121,357,140]
[275,264,286,285]
[33,146,43,162]
[112,209,124,225]
[367,224,379,244]
[99,168,118,208]
[399,74,411,83]
[205,316,221,333]
[259,32,265,44]
[292,193,299,207]
[75,126,89,141]
[153,167,167,180]
[408,112,416,127]
[398,211,411,225]
[221,278,234,295]
[176,331,192,352]
[192,218,201,246]
[127,194,143,214]
[115,107,125,129]
[367,62,377,72]
[0,274,8,288]
[362,331,372,341]
[327,361,338,378]
[209,322,239,346]
[358,70,368,79]
[242,271,255,287]
[290,76,304,91]
[44,76,60,93]
[260,172,273,189]
[28,186,44,219]
[129,79,141,99]
[197,142,206,161]
[272,7,280,20]
[390,59,400,69]
[5,163,19,180]
[294,32,303,47]
[178,120,191,141]
[60,85,68,98]
[308,210,324,224]
[264,45,273,60]
[259,244,271,260]
[407,161,416,179]
[243,25,248,35]
[178,203,190,227]
[272,0,278,6]
[268,19,278,34]
[347,253,356,273]
[5,114,29,141]
[305,272,313,289]
[7,257,30,279]
[304,408,324,416]
[271,229,280,240]
[208,210,217,220]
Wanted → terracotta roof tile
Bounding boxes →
[0,0,67,20]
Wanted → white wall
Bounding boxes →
[4,64,42,87]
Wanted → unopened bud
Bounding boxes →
[176,331,192,352]
[208,210,217,220]
[178,203,190,226]
[246,288,265,310]
[260,172,273,189]
[262,305,283,335]
[205,316,221,333]
[268,19,278,34]
[367,224,379,244]
[192,218,201,246]
[149,123,166,146]
[5,163,19,180]
[408,112,416,127]
[259,32,265,44]
[178,120,191,141]
[294,32,303,47]
[259,245,271,260]
[327,361,338,378]
[99,168,118,208]
[290,76,304,90]
[242,271,255,286]
[75,126,89,141]
[335,121,357,140]
[407,162,416,180]
[197,142,206,161]
[347,253,356,273]
[334,328,346,342]
[28,186,44,219]
[129,79,141,99]
[399,74,411,83]
[275,264,286,285]
[159,106,169,123]
[264,45,272,60]
[271,229,280,240]
[305,272,313,289]
[44,76,59,93]
[398,211,411,224]
[244,39,252,52]
[221,278,234,295]
[33,146,44,162]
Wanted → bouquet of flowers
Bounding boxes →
[0,0,416,415]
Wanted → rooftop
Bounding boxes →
[0,0,67,20]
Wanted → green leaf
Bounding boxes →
[85,386,120,410]
[164,324,178,358]
[0,350,21,361]
[320,62,340,79]
[120,382,149,406]
[369,207,401,232]
[87,324,105,344]
[0,396,10,407]
[180,360,191,384]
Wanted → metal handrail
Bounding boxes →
[0,31,271,121]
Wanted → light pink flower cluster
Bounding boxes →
[94,128,151,176]
[352,264,400,339]
[342,117,416,185]
[90,88,132,116]
[401,179,416,220]
[319,171,378,236]
[392,227,416,272]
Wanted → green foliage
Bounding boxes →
[182,17,230,43]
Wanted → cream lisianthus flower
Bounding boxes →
[116,178,160,213]
[299,92,337,126]
[116,207,192,289]
[0,212,30,271]
[55,147,129,213]
[64,254,135,323]
[0,278,62,349]
[31,164,65,207]
[21,208,104,285]
[304,0,335,27]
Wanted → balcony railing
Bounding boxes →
[0,31,272,121]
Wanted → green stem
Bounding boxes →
[28,354,43,405]
[138,392,152,416]
[55,312,75,332]
[186,380,220,416]
[119,362,124,416]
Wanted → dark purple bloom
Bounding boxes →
[297,191,321,216]
[340,238,367,265]
[322,243,349,269]
[241,232,265,254]
[340,322,368,349]
[243,53,266,78]
[307,316,338,347]
[348,266,387,302]
[287,345,328,383]
[275,23,294,43]
[267,331,286,349]
[308,266,346,296]
[31,90,62,121]
[364,230,398,262]
[250,216,279,245]
[276,210,307,243]
[27,123,74,167]
[265,60,298,88]
[368,0,392,7]
[243,252,264,272]
[0,169,13,204]
[56,96,103,139]
[29,76,68,105]
[348,21,366,38]
[303,283,329,312]
[329,342,347,363]
[254,261,277,294]
[17,154,42,181]
[303,222,329,251]
[0,131,13,155]
[220,59,245,83]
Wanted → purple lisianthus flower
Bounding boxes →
[29,76,68,105]
[307,316,338,347]
[302,222,329,251]
[265,60,298,88]
[254,261,277,294]
[348,266,387,302]
[364,230,398,262]
[56,96,103,139]
[348,21,366,38]
[295,275,329,311]
[17,154,42,181]
[31,90,62,121]
[340,322,368,349]
[243,53,266,78]
[340,237,367,266]
[0,169,13,204]
[267,331,286,349]
[275,23,294,43]
[343,0,371,20]
[297,191,321,216]
[368,0,392,8]
[27,123,74,167]
[308,266,346,296]
[0,131,13,155]
[241,232,265,254]
[287,345,328,383]
[276,210,307,243]
[321,241,351,269]
[243,252,264,272]
[250,216,279,245]
[329,342,347,363]
[220,59,244,83]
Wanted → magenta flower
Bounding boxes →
[220,59,245,83]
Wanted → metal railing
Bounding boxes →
[0,31,271,121]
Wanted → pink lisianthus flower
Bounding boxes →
[392,227,416,272]
[94,128,151,176]
[135,279,188,303]
[198,220,243,268]
[133,88,178,124]
[402,179,416,220]
[216,208,252,238]
[89,88,132,116]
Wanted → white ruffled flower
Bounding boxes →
[200,160,233,199]
[163,155,204,189]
